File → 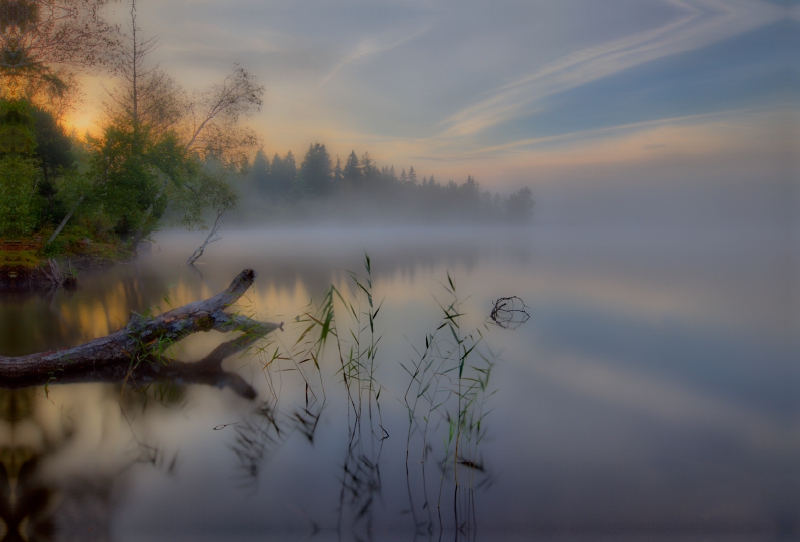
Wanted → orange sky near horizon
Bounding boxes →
[53,0,792,200]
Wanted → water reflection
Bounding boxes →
[0,387,120,541]
[0,227,794,540]
[401,275,500,541]
[0,318,277,540]
[0,227,531,357]
[490,296,530,330]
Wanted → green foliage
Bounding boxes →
[32,107,73,175]
[30,107,73,226]
[400,272,497,531]
[0,99,35,154]
[170,159,238,231]
[80,125,163,236]
[0,155,38,237]
[0,249,39,266]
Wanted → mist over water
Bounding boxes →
[0,224,795,540]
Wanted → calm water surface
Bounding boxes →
[0,225,796,541]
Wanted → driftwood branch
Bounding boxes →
[187,208,227,266]
[0,269,282,390]
[24,333,267,399]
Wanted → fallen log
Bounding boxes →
[22,334,267,398]
[0,269,282,391]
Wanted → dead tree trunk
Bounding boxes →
[186,208,226,266]
[131,178,168,255]
[46,195,84,246]
[46,139,115,248]
[0,269,281,386]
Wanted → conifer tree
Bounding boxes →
[299,142,332,196]
[248,148,270,195]
[333,155,344,187]
[270,150,296,200]
[361,151,378,185]
[343,150,361,185]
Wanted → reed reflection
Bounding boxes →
[328,257,388,540]
[228,290,329,487]
[403,275,507,541]
[0,244,525,540]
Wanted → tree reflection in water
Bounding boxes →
[0,262,513,541]
[0,325,267,541]
[0,388,114,541]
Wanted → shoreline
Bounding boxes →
[0,239,132,291]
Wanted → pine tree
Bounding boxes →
[361,151,378,185]
[299,142,332,196]
[333,156,344,187]
[270,150,296,200]
[462,175,478,199]
[505,186,534,222]
[344,150,361,185]
[408,166,417,185]
[248,148,270,196]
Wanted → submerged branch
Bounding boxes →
[187,208,227,266]
[0,269,282,389]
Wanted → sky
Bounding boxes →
[71,0,796,224]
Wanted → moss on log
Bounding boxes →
[0,269,281,395]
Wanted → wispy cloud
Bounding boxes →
[364,105,788,184]
[437,0,783,139]
[459,105,779,156]
[79,0,788,189]
[321,24,431,85]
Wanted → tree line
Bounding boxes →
[242,145,534,223]
[0,0,533,265]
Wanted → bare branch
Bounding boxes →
[185,64,264,159]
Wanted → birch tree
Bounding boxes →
[174,165,238,266]
[0,0,120,112]
[47,0,263,253]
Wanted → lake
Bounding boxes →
[0,224,795,541]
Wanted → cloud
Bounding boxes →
[74,0,790,191]
[321,24,432,84]
[437,0,783,139]
[458,105,783,157]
